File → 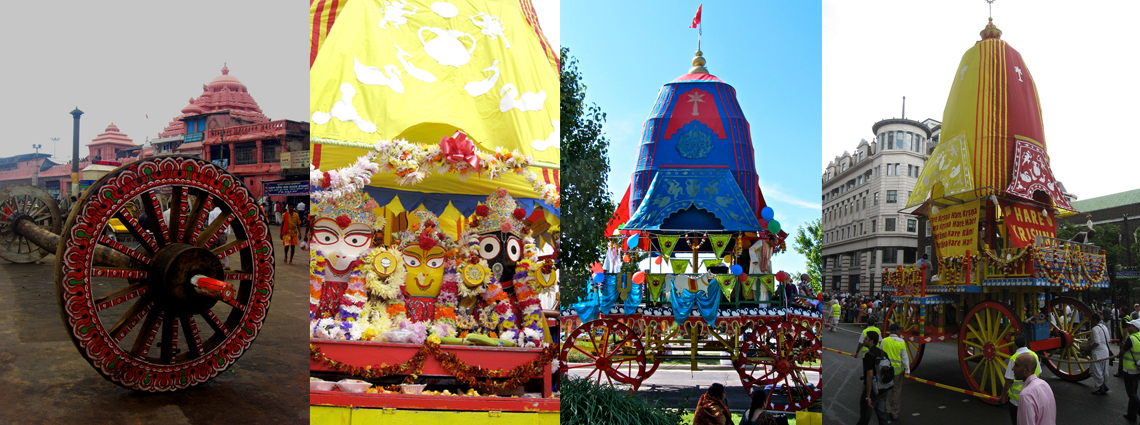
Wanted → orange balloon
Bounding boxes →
[632,271,646,284]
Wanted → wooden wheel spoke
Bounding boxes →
[92,267,148,279]
[115,208,158,254]
[95,282,149,312]
[168,186,184,244]
[569,343,599,360]
[211,239,250,259]
[107,297,153,342]
[141,192,169,246]
[98,234,151,265]
[195,210,232,247]
[179,314,203,357]
[185,195,215,243]
[203,310,228,334]
[160,311,179,363]
[131,309,163,357]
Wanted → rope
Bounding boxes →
[824,347,856,357]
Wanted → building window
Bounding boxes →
[859,222,864,235]
[262,143,280,164]
[886,190,897,203]
[887,132,894,149]
[874,192,879,205]
[907,219,916,232]
[863,197,867,209]
[885,217,896,231]
[872,220,877,233]
[882,248,897,263]
[234,142,258,165]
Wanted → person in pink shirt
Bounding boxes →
[1013,353,1055,425]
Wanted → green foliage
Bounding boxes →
[793,219,823,293]
[560,376,683,425]
[561,46,616,304]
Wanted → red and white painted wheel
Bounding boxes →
[733,320,822,411]
[559,318,648,390]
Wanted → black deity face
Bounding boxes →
[476,230,523,283]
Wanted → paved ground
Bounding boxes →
[824,322,1129,424]
[0,224,309,424]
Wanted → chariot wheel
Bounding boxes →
[958,301,1019,405]
[56,156,274,392]
[558,318,648,390]
[734,320,822,412]
[1042,297,1093,381]
[0,185,62,263]
[885,302,926,372]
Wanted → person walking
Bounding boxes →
[1089,313,1112,395]
[1122,319,1140,421]
[693,383,734,425]
[880,324,910,420]
[858,331,890,425]
[281,204,300,265]
[1013,353,1056,425]
[274,201,283,225]
[856,319,881,361]
[829,297,841,332]
[1001,333,1041,425]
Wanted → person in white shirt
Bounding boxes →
[1089,313,1111,395]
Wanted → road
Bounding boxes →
[0,224,309,424]
[823,322,1128,423]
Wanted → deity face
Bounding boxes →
[403,245,446,297]
[476,231,523,283]
[312,218,374,275]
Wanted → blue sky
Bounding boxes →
[562,1,822,274]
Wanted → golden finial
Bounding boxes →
[980,17,1002,40]
[689,50,708,74]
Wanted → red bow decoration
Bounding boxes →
[440,131,479,170]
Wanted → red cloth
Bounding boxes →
[690,4,702,28]
[692,393,733,425]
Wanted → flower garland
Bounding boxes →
[310,139,560,208]
[980,244,1034,275]
[362,247,406,300]
[938,254,977,285]
[883,266,923,297]
[1032,246,1106,291]
[309,342,558,393]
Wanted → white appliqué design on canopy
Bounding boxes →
[419,26,477,67]
[464,60,500,96]
[530,120,559,152]
[499,83,545,112]
[471,12,510,48]
[1006,139,1073,210]
[354,56,405,94]
[311,83,377,133]
[378,0,417,29]
[395,45,437,83]
[430,1,458,18]
[914,134,973,202]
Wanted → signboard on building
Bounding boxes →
[92,160,121,167]
[212,159,228,170]
[184,132,204,143]
[263,180,309,196]
[280,151,310,169]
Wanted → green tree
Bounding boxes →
[560,47,616,304]
[793,219,823,293]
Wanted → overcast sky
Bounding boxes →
[823,0,1140,201]
[0,0,308,162]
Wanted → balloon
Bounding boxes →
[768,220,781,234]
[654,256,663,265]
[651,252,659,257]
[632,271,646,284]
[761,206,774,221]
[622,254,630,262]
[590,263,604,273]
[627,234,640,249]
[738,274,748,282]
[593,273,605,283]
[776,271,788,282]
[730,264,743,275]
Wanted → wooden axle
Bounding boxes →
[14,216,135,269]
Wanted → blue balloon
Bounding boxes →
[651,252,659,257]
[627,234,640,249]
[731,264,743,275]
[593,273,605,283]
[761,206,775,221]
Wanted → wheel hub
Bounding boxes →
[149,243,225,315]
[775,359,792,375]
[1059,330,1073,350]
[983,341,996,360]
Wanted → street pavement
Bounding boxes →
[824,322,1129,424]
[0,224,309,424]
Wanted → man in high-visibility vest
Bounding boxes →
[879,324,911,420]
[999,332,1040,425]
[830,298,842,332]
[1121,319,1140,421]
[856,319,881,361]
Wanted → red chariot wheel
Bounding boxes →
[958,301,1019,405]
[559,318,648,390]
[56,156,274,392]
[1041,297,1093,381]
[885,302,926,373]
[733,320,822,411]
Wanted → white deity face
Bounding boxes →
[312,217,373,275]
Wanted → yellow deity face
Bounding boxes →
[403,245,446,298]
[312,218,374,275]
